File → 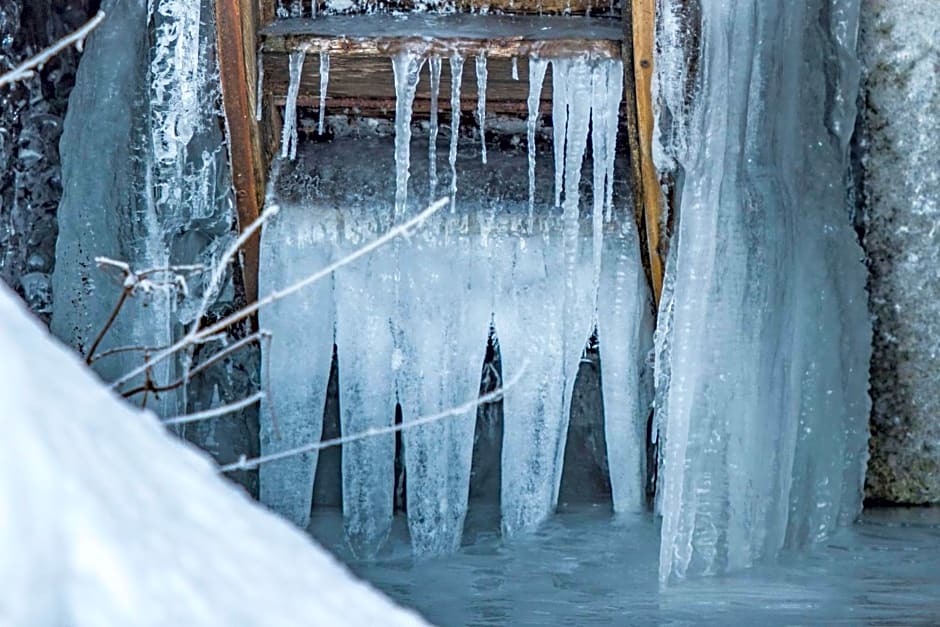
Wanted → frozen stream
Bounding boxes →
[311,506,940,625]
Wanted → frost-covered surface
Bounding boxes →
[263,51,651,557]
[653,1,871,581]
[0,283,426,626]
[859,0,940,504]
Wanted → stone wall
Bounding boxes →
[860,0,940,503]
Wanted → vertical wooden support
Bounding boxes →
[216,0,265,305]
[629,0,664,305]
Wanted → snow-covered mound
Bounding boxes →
[0,284,426,626]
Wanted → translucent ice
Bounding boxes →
[654,0,871,582]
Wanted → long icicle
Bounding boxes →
[475,52,488,164]
[527,57,549,230]
[590,61,608,312]
[551,59,570,207]
[429,56,442,198]
[449,54,464,211]
[605,60,624,221]
[280,49,306,160]
[392,52,425,220]
[317,50,330,136]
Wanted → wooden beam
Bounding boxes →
[216,0,265,305]
[262,15,623,59]
[259,0,620,21]
[630,0,663,305]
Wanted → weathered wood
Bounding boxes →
[216,0,265,305]
[263,53,554,114]
[630,0,663,304]
[262,15,623,58]
[260,0,622,23]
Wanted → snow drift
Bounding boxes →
[0,283,425,626]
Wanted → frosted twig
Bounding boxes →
[163,391,265,426]
[111,197,448,391]
[218,362,527,473]
[188,206,281,338]
[0,11,106,88]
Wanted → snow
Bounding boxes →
[653,0,871,582]
[0,283,426,626]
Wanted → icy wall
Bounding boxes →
[860,0,940,504]
[653,0,872,581]
[50,0,259,491]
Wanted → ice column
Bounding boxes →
[392,52,425,219]
[258,202,334,529]
[498,59,595,536]
[398,222,491,556]
[654,0,870,582]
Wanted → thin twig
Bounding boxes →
[218,362,526,473]
[85,288,129,364]
[121,331,269,398]
[111,198,447,392]
[162,391,265,426]
[0,11,106,88]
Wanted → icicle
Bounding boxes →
[527,57,548,229]
[290,0,303,17]
[392,52,425,219]
[590,61,608,310]
[604,60,624,221]
[318,51,330,136]
[312,0,318,18]
[280,49,306,160]
[511,56,519,81]
[475,53,488,165]
[449,54,464,210]
[429,56,442,198]
[255,46,264,122]
[550,59,570,207]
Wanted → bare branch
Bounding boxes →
[111,197,448,392]
[0,11,106,88]
[163,391,265,426]
[218,362,527,473]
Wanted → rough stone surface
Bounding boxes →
[860,0,940,503]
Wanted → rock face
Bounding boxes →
[0,1,92,323]
[860,0,940,503]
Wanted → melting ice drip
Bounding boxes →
[261,51,653,559]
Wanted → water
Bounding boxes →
[310,506,940,625]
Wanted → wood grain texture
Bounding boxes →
[630,0,662,304]
[216,0,265,305]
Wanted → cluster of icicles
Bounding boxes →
[257,48,654,562]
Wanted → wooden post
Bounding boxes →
[629,0,664,305]
[216,0,265,305]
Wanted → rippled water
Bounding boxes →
[310,506,940,625]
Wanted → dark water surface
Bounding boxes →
[310,506,940,625]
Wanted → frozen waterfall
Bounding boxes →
[653,0,871,581]
[259,54,651,558]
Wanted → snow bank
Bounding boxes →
[0,284,426,626]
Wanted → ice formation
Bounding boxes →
[281,49,306,160]
[259,50,650,556]
[475,53,488,164]
[318,51,331,135]
[52,0,235,417]
[653,0,871,581]
[0,283,425,626]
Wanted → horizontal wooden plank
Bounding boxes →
[262,1,623,21]
[261,14,623,58]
